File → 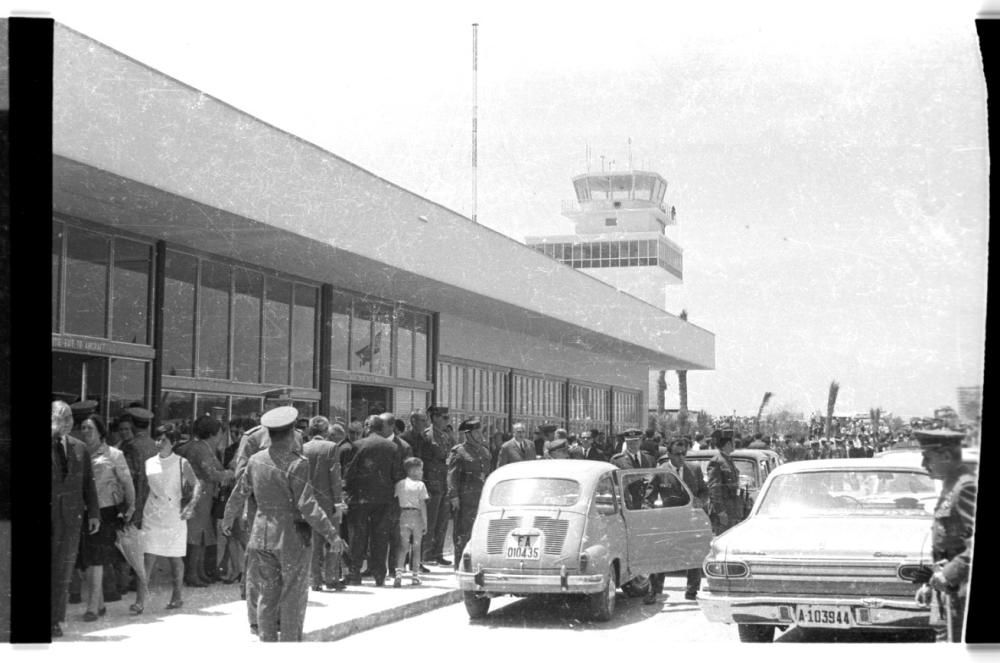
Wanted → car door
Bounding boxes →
[615,468,712,576]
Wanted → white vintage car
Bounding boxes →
[698,458,940,641]
[456,459,713,621]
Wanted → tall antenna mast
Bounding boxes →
[472,23,479,224]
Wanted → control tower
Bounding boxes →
[525,170,683,310]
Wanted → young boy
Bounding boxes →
[394,457,429,586]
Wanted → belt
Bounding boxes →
[400,507,421,511]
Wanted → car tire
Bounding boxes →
[589,567,617,622]
[737,624,775,643]
[463,592,491,620]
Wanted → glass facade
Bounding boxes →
[163,251,198,377]
[64,226,109,338]
[292,284,318,388]
[330,292,351,371]
[529,238,682,274]
[264,278,292,385]
[612,389,643,433]
[108,358,149,419]
[232,267,263,383]
[438,360,509,439]
[111,239,152,345]
[569,383,610,434]
[198,260,231,379]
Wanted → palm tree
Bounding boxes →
[677,310,689,435]
[825,381,840,440]
[755,391,774,435]
[656,370,667,415]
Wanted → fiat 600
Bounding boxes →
[456,459,713,621]
[698,458,940,641]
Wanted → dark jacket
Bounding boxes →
[343,433,404,505]
[301,437,343,518]
[498,437,537,466]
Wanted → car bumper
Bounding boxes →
[698,591,930,629]
[456,569,605,595]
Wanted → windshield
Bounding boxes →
[757,470,936,517]
[489,478,582,507]
[695,458,758,488]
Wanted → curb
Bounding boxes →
[305,588,464,641]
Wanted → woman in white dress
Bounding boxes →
[140,423,201,611]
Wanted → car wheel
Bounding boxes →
[463,591,490,620]
[589,567,617,622]
[737,624,775,643]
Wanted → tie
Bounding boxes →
[54,438,68,479]
[632,454,639,467]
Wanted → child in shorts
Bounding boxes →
[394,457,429,586]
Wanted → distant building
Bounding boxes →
[957,386,982,422]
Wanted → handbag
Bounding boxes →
[179,459,194,511]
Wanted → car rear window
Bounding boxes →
[489,478,582,507]
[757,470,936,517]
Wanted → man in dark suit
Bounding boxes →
[412,406,454,566]
[707,430,744,535]
[498,422,535,466]
[302,416,346,591]
[51,401,100,637]
[660,438,709,600]
[343,414,405,586]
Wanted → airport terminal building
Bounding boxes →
[50,24,715,438]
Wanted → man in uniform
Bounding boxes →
[914,429,977,642]
[498,421,536,466]
[222,407,341,641]
[414,406,455,567]
[447,418,493,570]
[534,423,557,458]
[707,430,744,535]
[230,399,304,630]
[545,428,572,459]
[610,429,656,509]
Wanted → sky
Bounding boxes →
[20,0,991,419]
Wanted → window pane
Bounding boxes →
[396,310,414,380]
[163,251,197,377]
[233,268,262,382]
[108,358,148,420]
[350,301,373,372]
[371,303,393,377]
[292,284,317,388]
[160,391,195,438]
[264,277,292,384]
[328,382,349,423]
[395,388,413,416]
[231,396,262,428]
[330,290,352,372]
[52,221,62,332]
[195,393,230,422]
[199,261,231,379]
[64,227,109,338]
[112,239,151,345]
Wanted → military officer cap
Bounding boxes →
[580,430,592,439]
[124,406,154,424]
[537,423,558,434]
[70,400,99,420]
[458,417,481,432]
[427,405,450,417]
[260,406,299,432]
[622,428,644,439]
[914,429,965,451]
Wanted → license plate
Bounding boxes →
[795,605,853,629]
[505,545,540,560]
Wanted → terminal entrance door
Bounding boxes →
[52,351,150,418]
[350,385,392,422]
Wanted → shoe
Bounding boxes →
[82,611,98,622]
[374,577,385,587]
[52,623,63,637]
[311,584,323,592]
[685,591,698,601]
[344,574,362,586]
[128,603,144,616]
[221,573,243,584]
[98,607,107,617]
[419,564,431,573]
[326,580,347,592]
[361,569,373,577]
[184,578,208,588]
[165,599,184,610]
[250,624,259,636]
[393,575,402,588]
[411,575,422,586]
[435,558,452,566]
[642,594,658,605]
[68,593,82,605]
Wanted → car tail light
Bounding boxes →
[897,564,924,582]
[462,551,472,572]
[579,552,589,574]
[704,561,749,578]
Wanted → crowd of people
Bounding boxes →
[51,396,970,641]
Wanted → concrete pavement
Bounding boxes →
[54,559,462,643]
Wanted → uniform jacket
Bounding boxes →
[447,441,492,500]
[52,434,100,525]
[545,438,571,459]
[120,431,157,522]
[412,426,453,492]
[343,433,404,505]
[234,425,304,480]
[933,466,977,595]
[609,450,656,470]
[223,447,338,552]
[707,451,743,518]
[498,436,537,466]
[301,437,343,517]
